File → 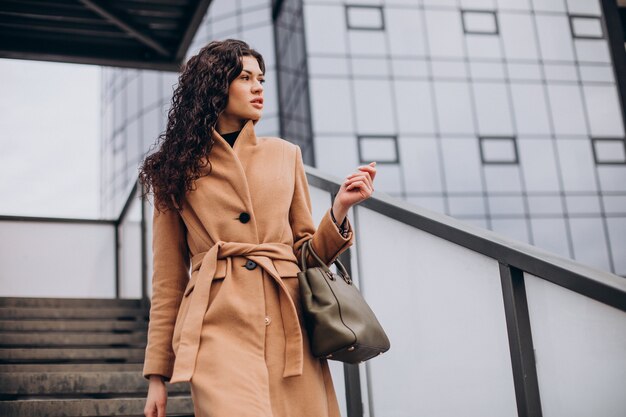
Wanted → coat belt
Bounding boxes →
[169,241,304,383]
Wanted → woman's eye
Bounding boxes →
[259,79,265,84]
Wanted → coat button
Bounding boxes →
[264,316,271,325]
[245,260,257,270]
[238,212,250,223]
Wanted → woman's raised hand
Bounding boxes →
[144,375,168,417]
[334,161,377,210]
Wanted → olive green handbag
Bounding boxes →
[297,239,390,363]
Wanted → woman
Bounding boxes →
[139,39,376,417]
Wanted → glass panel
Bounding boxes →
[0,221,116,298]
[556,139,597,192]
[350,57,389,77]
[525,273,626,416]
[460,0,497,9]
[466,34,502,59]
[488,195,526,215]
[543,63,578,82]
[400,137,443,193]
[535,14,575,61]
[606,217,626,275]
[497,0,531,10]
[500,12,539,60]
[602,195,626,215]
[394,80,435,134]
[367,164,403,193]
[425,9,466,58]
[353,79,395,134]
[308,56,349,77]
[490,218,530,243]
[431,60,467,79]
[510,83,551,135]
[583,85,625,137]
[470,62,506,80]
[309,78,354,134]
[531,0,566,12]
[565,195,601,214]
[566,0,601,15]
[315,136,360,180]
[530,217,571,258]
[507,63,542,81]
[391,58,429,78]
[473,83,513,135]
[348,30,387,55]
[304,5,347,55]
[407,196,446,213]
[575,39,611,63]
[448,196,486,216]
[569,217,611,271]
[527,195,563,215]
[520,139,562,192]
[484,165,523,193]
[597,166,626,192]
[579,64,614,82]
[387,8,426,56]
[356,207,517,417]
[547,84,588,136]
[434,82,475,135]
[441,137,484,192]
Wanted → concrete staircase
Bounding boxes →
[0,297,194,416]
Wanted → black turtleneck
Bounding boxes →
[220,130,242,148]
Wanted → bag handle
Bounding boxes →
[300,239,352,284]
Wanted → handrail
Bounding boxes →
[305,164,626,312]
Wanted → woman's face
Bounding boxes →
[220,55,265,128]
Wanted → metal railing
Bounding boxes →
[1,169,625,417]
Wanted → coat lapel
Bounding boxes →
[209,119,260,242]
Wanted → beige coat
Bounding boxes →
[143,118,355,417]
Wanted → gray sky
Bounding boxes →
[0,58,100,219]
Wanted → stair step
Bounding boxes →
[0,348,145,363]
[0,307,147,320]
[0,371,189,396]
[0,297,142,308]
[0,332,147,347]
[0,396,194,416]
[0,363,143,372]
[0,319,146,332]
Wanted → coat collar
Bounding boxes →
[212,118,258,156]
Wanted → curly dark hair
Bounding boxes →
[138,39,265,212]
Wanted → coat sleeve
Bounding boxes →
[142,199,190,381]
[289,144,355,269]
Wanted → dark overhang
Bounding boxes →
[0,0,212,72]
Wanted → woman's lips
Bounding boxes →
[251,102,263,109]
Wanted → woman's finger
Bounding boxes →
[345,173,373,190]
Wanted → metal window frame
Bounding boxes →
[345,5,386,31]
[461,9,500,36]
[479,136,519,165]
[357,134,399,164]
[591,137,626,165]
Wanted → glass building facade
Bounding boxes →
[101,0,626,276]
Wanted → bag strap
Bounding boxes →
[300,239,351,282]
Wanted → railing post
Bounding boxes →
[140,180,149,310]
[330,189,364,417]
[499,263,543,417]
